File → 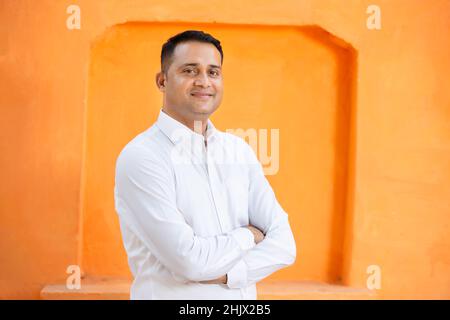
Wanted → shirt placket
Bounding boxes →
[202,140,231,234]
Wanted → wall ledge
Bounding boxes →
[40,277,378,300]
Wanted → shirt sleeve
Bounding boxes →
[114,144,255,282]
[226,140,297,289]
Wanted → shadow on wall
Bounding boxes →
[79,22,357,285]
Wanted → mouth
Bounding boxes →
[191,92,214,100]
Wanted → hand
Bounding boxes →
[199,274,227,285]
[246,224,265,244]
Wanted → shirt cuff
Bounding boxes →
[228,227,256,251]
[226,259,248,289]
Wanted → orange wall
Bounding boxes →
[1,0,449,299]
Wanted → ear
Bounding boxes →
[155,72,166,92]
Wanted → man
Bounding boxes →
[114,30,296,300]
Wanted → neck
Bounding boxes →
[162,107,208,137]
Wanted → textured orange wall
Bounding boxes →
[1,0,449,299]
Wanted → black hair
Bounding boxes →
[160,30,223,74]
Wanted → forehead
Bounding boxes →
[171,41,222,68]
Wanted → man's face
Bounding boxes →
[159,41,224,121]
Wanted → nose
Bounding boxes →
[193,71,211,88]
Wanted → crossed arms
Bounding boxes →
[114,143,297,289]
[199,225,266,285]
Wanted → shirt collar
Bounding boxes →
[155,108,218,146]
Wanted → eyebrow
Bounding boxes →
[178,63,221,69]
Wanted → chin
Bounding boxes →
[191,103,217,115]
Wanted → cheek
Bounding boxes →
[170,82,192,99]
[214,81,224,95]
[172,76,190,88]
[215,88,224,100]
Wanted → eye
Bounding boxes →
[210,70,220,77]
[183,69,195,74]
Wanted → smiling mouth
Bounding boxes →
[191,93,214,100]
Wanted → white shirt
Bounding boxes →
[114,108,296,300]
